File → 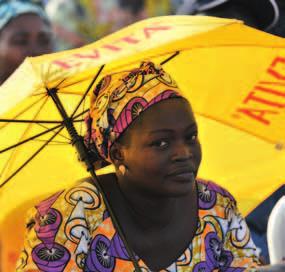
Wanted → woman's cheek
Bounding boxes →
[5,47,26,67]
[143,150,170,173]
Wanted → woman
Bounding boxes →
[17,62,260,271]
[0,0,54,85]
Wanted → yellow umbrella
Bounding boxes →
[1,15,285,270]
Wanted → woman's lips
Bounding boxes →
[166,171,195,182]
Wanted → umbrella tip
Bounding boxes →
[275,142,284,150]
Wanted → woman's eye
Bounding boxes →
[151,140,169,148]
[38,34,53,46]
[11,38,28,46]
[187,134,198,142]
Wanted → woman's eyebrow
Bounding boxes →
[12,31,28,36]
[148,129,174,135]
[12,29,52,36]
[185,123,198,131]
[148,123,197,135]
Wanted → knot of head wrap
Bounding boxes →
[0,0,49,30]
[85,61,184,168]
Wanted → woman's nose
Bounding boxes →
[172,142,192,162]
[26,44,43,57]
[25,40,49,57]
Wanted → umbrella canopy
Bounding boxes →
[1,15,285,227]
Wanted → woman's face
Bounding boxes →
[116,98,202,197]
[0,13,54,83]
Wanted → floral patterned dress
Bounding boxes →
[16,178,260,271]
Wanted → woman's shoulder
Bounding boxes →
[194,179,261,270]
[18,177,110,271]
[37,177,101,208]
[196,178,237,211]
[25,176,106,233]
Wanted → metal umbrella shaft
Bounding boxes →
[47,88,142,272]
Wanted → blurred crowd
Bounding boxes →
[1,0,285,83]
[43,0,176,50]
[40,0,285,50]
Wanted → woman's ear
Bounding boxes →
[109,142,125,166]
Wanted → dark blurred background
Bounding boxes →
[272,0,285,36]
[42,0,285,50]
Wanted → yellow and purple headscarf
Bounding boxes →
[85,62,185,167]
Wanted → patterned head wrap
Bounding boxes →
[85,62,185,168]
[0,0,49,31]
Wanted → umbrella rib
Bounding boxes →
[32,139,69,145]
[0,95,47,130]
[70,64,105,119]
[73,109,89,120]
[0,97,50,179]
[32,77,68,96]
[160,51,180,65]
[35,120,84,144]
[54,78,68,89]
[0,119,63,124]
[79,94,87,136]
[0,126,64,189]
[0,124,63,154]
[37,123,71,142]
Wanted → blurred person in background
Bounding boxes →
[44,0,173,50]
[109,0,147,33]
[44,0,89,50]
[176,0,282,264]
[0,1,54,270]
[176,0,280,33]
[0,0,54,85]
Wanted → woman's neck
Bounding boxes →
[116,176,196,231]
